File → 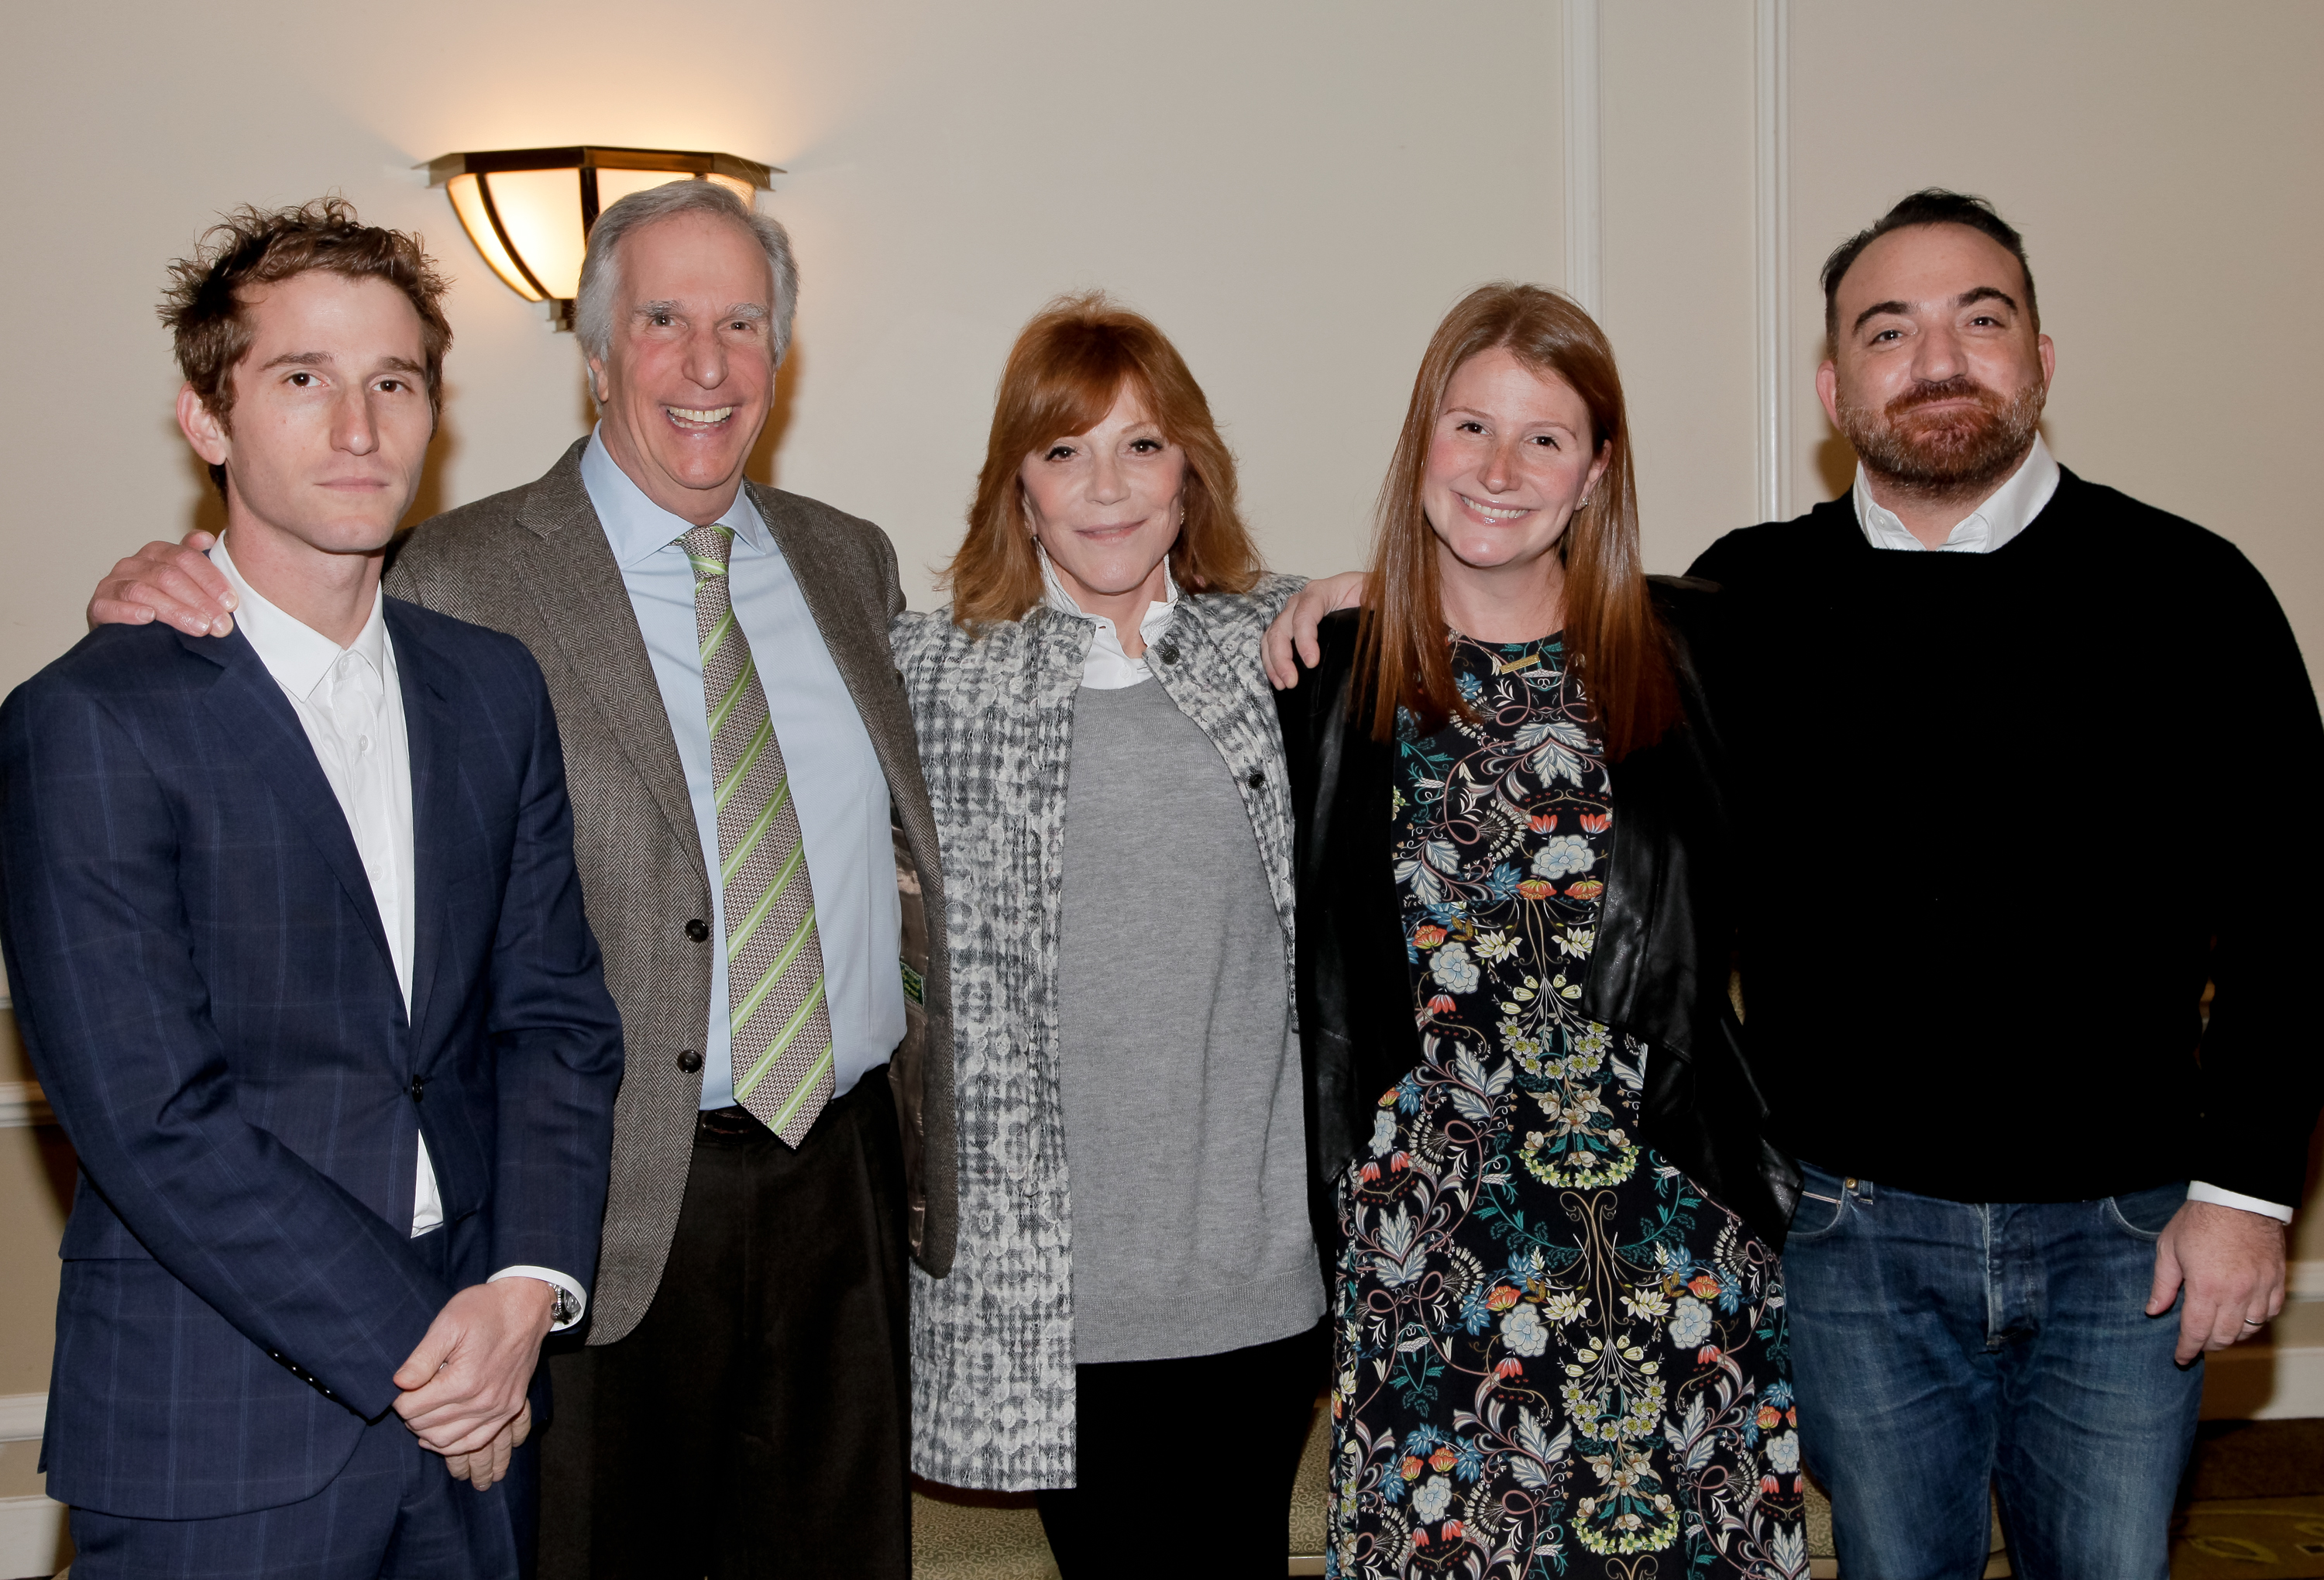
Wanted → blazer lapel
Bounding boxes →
[387,604,460,1049]
[506,440,704,877]
[188,628,399,993]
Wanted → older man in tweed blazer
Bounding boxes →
[91,183,953,1579]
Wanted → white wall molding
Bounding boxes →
[1561,0,1602,318]
[0,1493,65,1579]
[0,1083,50,1130]
[1753,0,1792,523]
[0,1394,45,1444]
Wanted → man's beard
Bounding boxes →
[1835,374,2045,501]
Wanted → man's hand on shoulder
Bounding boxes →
[2148,1199,2288,1366]
[1261,571,1367,689]
[88,530,237,637]
[392,1277,557,1457]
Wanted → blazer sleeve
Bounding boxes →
[0,677,447,1420]
[481,660,624,1287]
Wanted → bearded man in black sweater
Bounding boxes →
[1686,191,2324,1579]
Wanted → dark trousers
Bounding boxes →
[70,1223,528,1580]
[1036,1321,1326,1580]
[1784,1164,2202,1580]
[536,1069,911,1580]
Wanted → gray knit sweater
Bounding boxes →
[895,577,1305,1490]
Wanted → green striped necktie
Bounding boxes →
[682,523,834,1147]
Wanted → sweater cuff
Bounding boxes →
[2186,1180,2295,1224]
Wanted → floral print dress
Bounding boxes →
[1328,632,1806,1580]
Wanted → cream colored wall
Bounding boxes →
[0,0,1563,690]
[1785,0,2324,665]
[2,0,2321,1458]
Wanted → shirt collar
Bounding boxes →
[209,534,389,701]
[1851,432,2061,554]
[1039,548,1181,687]
[580,425,773,566]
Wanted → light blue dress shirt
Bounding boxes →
[580,430,903,1108]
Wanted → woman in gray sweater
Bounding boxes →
[896,294,1322,1576]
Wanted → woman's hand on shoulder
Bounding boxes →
[1262,573,1367,689]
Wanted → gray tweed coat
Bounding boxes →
[897,577,1304,1490]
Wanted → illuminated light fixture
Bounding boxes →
[423,146,779,330]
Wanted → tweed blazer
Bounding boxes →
[387,439,957,1341]
[896,577,1300,1490]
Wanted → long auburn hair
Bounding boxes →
[943,292,1263,628]
[1356,283,1677,759]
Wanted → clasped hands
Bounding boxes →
[392,1277,558,1491]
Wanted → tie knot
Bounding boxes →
[681,525,737,580]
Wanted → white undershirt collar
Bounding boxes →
[1852,433,2061,555]
[1040,548,1181,690]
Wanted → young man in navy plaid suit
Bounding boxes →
[0,201,624,1579]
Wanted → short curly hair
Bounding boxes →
[158,196,452,497]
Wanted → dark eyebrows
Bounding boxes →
[1852,286,2023,336]
[1849,300,1912,336]
[253,351,425,379]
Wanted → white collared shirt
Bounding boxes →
[1847,443,2289,1224]
[1040,549,1181,690]
[1851,434,2060,556]
[211,539,586,1321]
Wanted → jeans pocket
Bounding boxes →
[2103,1181,2188,1241]
[1786,1169,1852,1241]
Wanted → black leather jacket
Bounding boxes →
[1274,580,1800,1262]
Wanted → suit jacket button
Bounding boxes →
[677,1049,704,1074]
[1155,642,1180,665]
[1246,769,1264,789]
[408,1076,425,1103]
[685,918,710,942]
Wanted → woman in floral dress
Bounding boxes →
[1276,284,1807,1579]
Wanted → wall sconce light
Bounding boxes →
[424,146,779,330]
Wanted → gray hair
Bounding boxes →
[573,179,799,367]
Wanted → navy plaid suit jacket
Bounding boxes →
[0,597,624,1520]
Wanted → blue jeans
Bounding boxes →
[1782,1164,2202,1580]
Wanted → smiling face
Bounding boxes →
[1819,222,2054,500]
[1422,346,1609,588]
[1019,385,1188,629]
[177,270,434,560]
[588,210,777,525]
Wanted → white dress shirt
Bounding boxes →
[1848,444,2290,1224]
[211,539,586,1323]
[579,432,904,1110]
[1039,548,1181,690]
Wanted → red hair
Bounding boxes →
[944,293,1260,627]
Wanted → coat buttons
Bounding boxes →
[1246,769,1265,789]
[676,1049,704,1074]
[1154,642,1180,665]
[407,1076,425,1103]
[685,918,710,942]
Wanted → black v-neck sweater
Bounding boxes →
[1690,469,2324,1206]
